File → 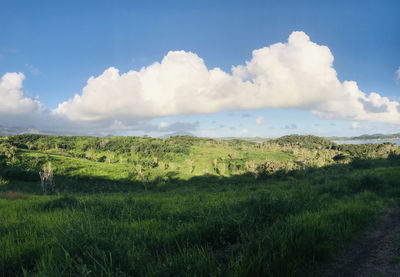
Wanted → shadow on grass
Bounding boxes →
[0,154,400,276]
[1,154,400,195]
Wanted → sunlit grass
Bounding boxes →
[1,135,400,276]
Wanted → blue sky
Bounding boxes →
[0,0,399,137]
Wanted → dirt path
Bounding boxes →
[319,207,400,277]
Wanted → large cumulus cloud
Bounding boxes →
[0,72,46,128]
[53,31,400,125]
[1,31,399,135]
[0,72,42,115]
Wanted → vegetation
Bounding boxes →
[328,132,400,141]
[0,134,400,276]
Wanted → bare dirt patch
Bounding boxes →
[319,207,400,277]
[0,191,26,200]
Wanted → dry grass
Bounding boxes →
[0,191,26,200]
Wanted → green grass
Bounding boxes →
[0,135,400,276]
[1,162,400,276]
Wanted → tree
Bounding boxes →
[212,159,218,173]
[187,159,195,173]
[85,148,95,160]
[39,162,55,194]
[135,164,146,190]
[26,141,34,150]
[245,160,257,174]
[106,150,114,164]
[1,143,16,162]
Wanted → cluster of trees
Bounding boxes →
[1,134,399,191]
[0,142,17,162]
[269,135,337,150]
[338,142,396,159]
[0,135,194,158]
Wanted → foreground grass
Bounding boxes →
[1,158,400,276]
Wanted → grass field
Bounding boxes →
[0,135,399,276]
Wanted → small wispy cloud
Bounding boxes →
[158,122,169,128]
[157,121,199,132]
[284,124,297,130]
[396,67,400,80]
[351,122,360,129]
[255,116,266,125]
[239,128,249,136]
[25,64,40,75]
[2,47,19,54]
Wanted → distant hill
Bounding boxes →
[352,133,400,140]
[220,133,400,143]
[328,133,400,141]
[1,125,399,142]
[217,137,272,143]
[159,131,196,138]
[270,134,337,149]
[0,125,42,136]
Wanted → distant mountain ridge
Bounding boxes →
[159,131,196,138]
[0,125,43,136]
[1,124,399,141]
[328,133,400,141]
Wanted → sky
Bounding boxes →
[0,0,399,137]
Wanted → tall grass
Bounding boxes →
[1,135,400,276]
[0,160,399,276]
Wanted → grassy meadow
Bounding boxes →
[1,134,400,276]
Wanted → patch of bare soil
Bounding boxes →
[318,207,400,277]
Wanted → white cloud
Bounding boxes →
[238,128,249,136]
[255,116,265,125]
[54,51,239,121]
[158,121,199,132]
[396,67,400,80]
[1,31,400,136]
[0,72,43,115]
[0,70,200,135]
[351,122,360,129]
[284,124,297,130]
[53,31,400,125]
[158,122,169,128]
[25,64,40,75]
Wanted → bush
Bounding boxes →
[97,156,107,162]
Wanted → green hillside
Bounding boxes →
[1,134,400,276]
